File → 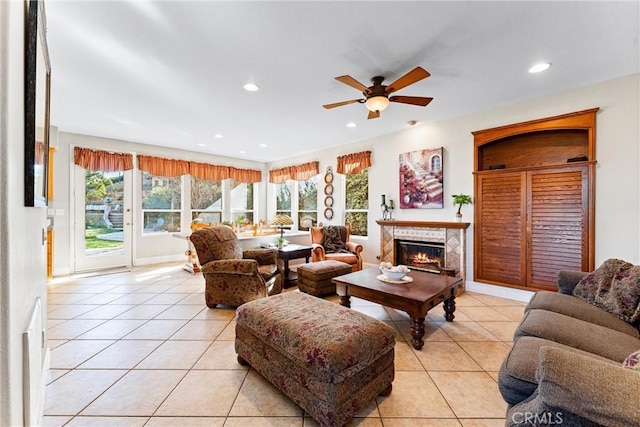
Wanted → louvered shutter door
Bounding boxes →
[527,166,589,289]
[475,172,526,286]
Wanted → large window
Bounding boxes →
[345,169,368,236]
[230,179,254,225]
[276,182,292,217]
[298,177,317,231]
[141,172,182,233]
[191,176,222,225]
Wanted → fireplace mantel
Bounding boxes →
[377,219,470,287]
[376,220,470,229]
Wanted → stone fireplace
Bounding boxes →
[377,220,470,285]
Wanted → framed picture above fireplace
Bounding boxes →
[399,147,444,209]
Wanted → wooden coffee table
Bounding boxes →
[332,268,462,350]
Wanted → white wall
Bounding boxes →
[1,1,50,425]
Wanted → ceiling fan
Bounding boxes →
[323,66,433,119]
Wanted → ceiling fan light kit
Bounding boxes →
[365,96,390,112]
[323,66,433,119]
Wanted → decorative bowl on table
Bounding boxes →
[379,263,410,280]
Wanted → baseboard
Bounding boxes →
[51,266,71,277]
[465,280,534,302]
[134,254,184,266]
[39,346,51,426]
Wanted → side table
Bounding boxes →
[173,233,201,274]
[278,244,313,287]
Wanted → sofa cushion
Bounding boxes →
[498,336,617,406]
[506,347,640,427]
[515,309,640,362]
[298,260,352,282]
[557,270,588,295]
[536,347,640,426]
[526,291,639,337]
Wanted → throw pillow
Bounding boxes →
[596,265,640,323]
[573,259,632,304]
[622,349,640,375]
[573,259,640,323]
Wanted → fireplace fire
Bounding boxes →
[395,240,445,273]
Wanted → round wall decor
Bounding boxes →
[324,207,334,220]
[324,195,334,207]
[324,183,334,195]
[324,171,334,184]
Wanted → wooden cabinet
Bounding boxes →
[473,109,597,291]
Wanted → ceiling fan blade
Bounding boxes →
[322,99,363,109]
[367,110,380,120]
[335,75,370,93]
[390,95,434,107]
[385,67,431,94]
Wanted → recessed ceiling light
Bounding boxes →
[407,120,419,126]
[197,143,205,147]
[239,150,246,154]
[529,62,551,73]
[214,134,224,139]
[346,122,357,128]
[243,83,260,92]
[259,143,267,148]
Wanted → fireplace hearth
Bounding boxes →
[395,240,445,274]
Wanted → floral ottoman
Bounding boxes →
[235,292,395,427]
[297,260,352,297]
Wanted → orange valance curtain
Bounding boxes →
[137,155,190,177]
[229,167,262,183]
[336,150,371,175]
[291,161,319,180]
[269,166,292,184]
[268,161,319,183]
[189,161,230,181]
[74,147,134,172]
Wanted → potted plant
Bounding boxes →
[452,194,472,221]
[234,215,246,232]
[277,236,286,249]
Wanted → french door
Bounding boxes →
[74,165,132,271]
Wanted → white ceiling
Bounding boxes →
[46,1,639,163]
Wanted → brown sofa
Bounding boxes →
[499,269,640,426]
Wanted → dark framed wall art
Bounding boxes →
[24,0,51,207]
[399,147,444,209]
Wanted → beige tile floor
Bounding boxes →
[43,263,527,427]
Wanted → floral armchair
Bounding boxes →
[310,225,363,271]
[190,226,282,308]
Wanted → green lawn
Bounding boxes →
[85,228,123,249]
